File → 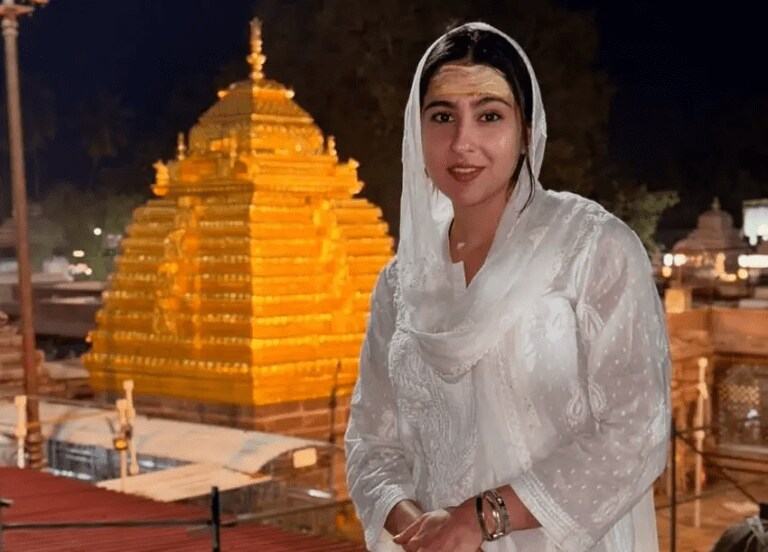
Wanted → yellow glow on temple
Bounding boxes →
[83,19,393,406]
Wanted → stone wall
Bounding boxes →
[710,307,768,357]
[667,306,768,358]
[665,306,768,486]
[0,312,65,398]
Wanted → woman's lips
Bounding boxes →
[447,166,485,183]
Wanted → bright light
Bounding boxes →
[738,254,768,269]
[737,268,749,280]
[743,204,768,242]
[68,263,91,276]
[661,266,673,278]
[93,227,102,236]
[719,273,737,283]
[663,254,674,267]
[673,254,687,267]
[72,250,85,258]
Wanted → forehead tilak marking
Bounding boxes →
[427,64,513,101]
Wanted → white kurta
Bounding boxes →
[345,191,671,552]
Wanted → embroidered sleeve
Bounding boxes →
[345,260,417,550]
[509,217,671,552]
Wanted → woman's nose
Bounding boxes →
[450,119,478,154]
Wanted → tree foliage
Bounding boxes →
[0,72,57,203]
[26,203,66,270]
[607,180,679,253]
[75,92,134,190]
[6,1,687,260]
[255,0,673,248]
[37,183,143,279]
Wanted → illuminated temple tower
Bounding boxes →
[83,20,392,411]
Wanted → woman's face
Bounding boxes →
[421,62,524,209]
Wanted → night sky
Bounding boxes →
[578,2,768,175]
[7,0,768,230]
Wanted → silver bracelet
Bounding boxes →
[481,489,511,540]
[475,494,494,541]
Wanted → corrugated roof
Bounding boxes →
[0,401,330,474]
[96,463,272,502]
[0,467,365,551]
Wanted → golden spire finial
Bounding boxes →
[177,132,186,160]
[247,18,266,82]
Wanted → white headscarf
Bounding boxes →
[397,21,551,382]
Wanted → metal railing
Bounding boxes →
[0,486,227,552]
[666,415,766,552]
[0,470,359,551]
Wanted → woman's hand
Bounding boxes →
[392,501,483,552]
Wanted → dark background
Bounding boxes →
[3,0,767,238]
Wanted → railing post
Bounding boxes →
[210,486,220,552]
[670,417,676,552]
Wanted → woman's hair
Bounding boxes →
[419,26,536,212]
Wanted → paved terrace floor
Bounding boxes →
[656,476,768,552]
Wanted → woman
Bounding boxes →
[345,21,670,552]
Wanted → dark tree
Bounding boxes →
[0,72,57,213]
[75,91,133,191]
[254,0,673,246]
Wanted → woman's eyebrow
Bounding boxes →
[422,99,455,112]
[473,95,513,108]
[422,96,513,112]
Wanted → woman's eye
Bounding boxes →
[480,112,502,122]
[430,112,453,123]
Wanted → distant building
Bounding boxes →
[672,197,750,273]
[743,199,768,246]
[663,198,752,298]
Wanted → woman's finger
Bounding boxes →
[393,517,423,544]
[403,534,426,552]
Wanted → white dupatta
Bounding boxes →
[397,21,548,382]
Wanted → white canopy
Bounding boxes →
[0,400,329,474]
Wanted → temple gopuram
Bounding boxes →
[83,19,392,433]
